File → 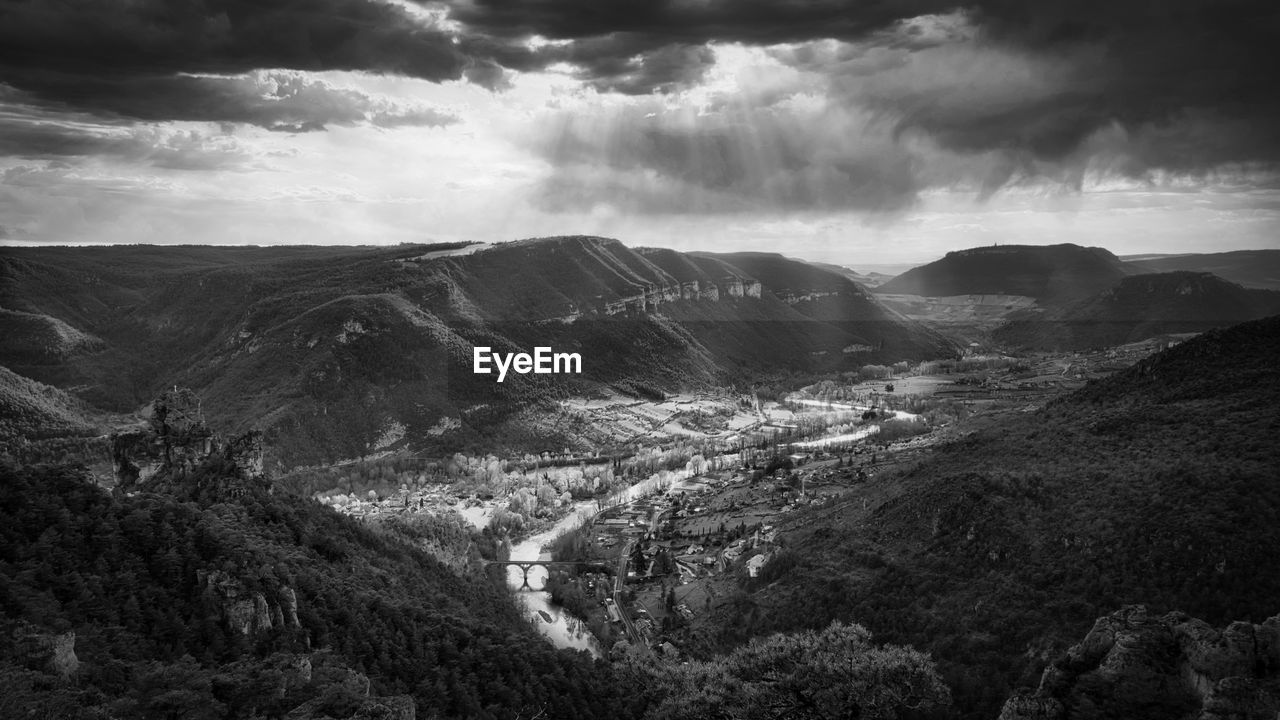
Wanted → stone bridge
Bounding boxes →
[483,560,609,590]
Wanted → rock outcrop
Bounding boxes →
[284,652,416,719]
[112,387,266,496]
[198,569,303,637]
[601,278,763,315]
[7,622,80,679]
[1000,605,1280,720]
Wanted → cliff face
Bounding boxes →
[111,387,266,496]
[601,277,761,315]
[283,652,416,720]
[198,569,302,637]
[1000,606,1280,720]
[7,621,80,680]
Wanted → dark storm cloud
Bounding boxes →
[450,0,936,47]
[2,0,1277,198]
[0,0,467,80]
[458,0,1280,166]
[0,0,466,124]
[560,39,718,95]
[452,0,936,94]
[510,0,1280,215]
[456,33,719,94]
[6,0,1277,164]
[870,0,1280,166]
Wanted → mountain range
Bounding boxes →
[3,236,1279,719]
[995,270,1280,350]
[875,244,1129,304]
[0,237,952,468]
[872,244,1280,349]
[1123,250,1280,290]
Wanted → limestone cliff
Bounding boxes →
[6,621,80,679]
[600,277,761,316]
[111,387,267,497]
[284,652,416,720]
[1000,605,1280,720]
[198,569,303,638]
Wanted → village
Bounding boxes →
[315,337,1191,660]
[540,443,903,661]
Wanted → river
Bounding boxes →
[499,406,912,653]
[502,461,730,657]
[491,408,913,654]
[506,501,604,657]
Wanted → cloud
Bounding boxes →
[179,71,460,131]
[0,115,254,170]
[6,0,1277,172]
[450,0,937,49]
[3,0,1278,231]
[460,0,1280,169]
[559,40,719,95]
[451,0,938,95]
[0,0,467,123]
[0,69,458,135]
[528,80,924,214]
[0,71,457,173]
[520,19,1280,218]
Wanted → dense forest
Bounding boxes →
[0,456,950,719]
[0,462,635,719]
[715,315,1280,718]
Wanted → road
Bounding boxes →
[612,539,652,657]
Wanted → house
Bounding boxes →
[746,554,767,578]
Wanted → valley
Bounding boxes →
[4,237,1279,720]
[7,0,1280,715]
[309,338,1188,670]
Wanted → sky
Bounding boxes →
[1,0,1278,266]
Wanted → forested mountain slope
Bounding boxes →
[721,314,1280,718]
[1124,249,1280,290]
[1,238,952,467]
[0,461,632,719]
[994,271,1280,350]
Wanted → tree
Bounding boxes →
[636,622,949,720]
[631,543,647,575]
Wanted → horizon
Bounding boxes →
[3,3,1280,264]
[4,235,1277,276]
